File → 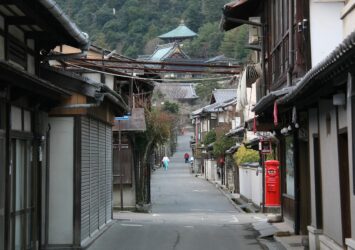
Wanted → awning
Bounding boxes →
[252,86,295,113]
[221,0,261,31]
[225,143,241,154]
[226,126,245,137]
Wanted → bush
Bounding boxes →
[233,145,260,165]
[213,135,235,157]
[203,130,216,146]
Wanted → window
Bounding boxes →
[11,106,32,132]
[11,140,33,250]
[269,0,290,86]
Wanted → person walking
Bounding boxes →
[162,156,170,171]
[184,152,190,163]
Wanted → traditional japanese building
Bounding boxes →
[222,0,355,249]
[0,1,89,249]
[158,20,197,43]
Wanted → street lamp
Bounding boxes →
[115,115,130,211]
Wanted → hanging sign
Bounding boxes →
[259,139,272,154]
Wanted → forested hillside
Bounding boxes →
[57,0,249,61]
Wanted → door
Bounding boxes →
[10,139,34,250]
[313,135,323,229]
[0,132,5,250]
[299,140,311,234]
[338,132,351,244]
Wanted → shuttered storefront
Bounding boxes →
[80,117,112,243]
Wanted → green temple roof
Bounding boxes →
[158,21,197,40]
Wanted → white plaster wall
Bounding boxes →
[218,113,225,123]
[239,167,252,200]
[105,75,114,90]
[205,160,217,181]
[338,105,347,129]
[48,117,74,244]
[308,108,319,227]
[251,169,262,206]
[207,160,211,180]
[342,0,355,37]
[347,73,355,242]
[310,1,343,66]
[319,100,343,245]
[82,73,101,83]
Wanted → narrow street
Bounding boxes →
[88,133,268,250]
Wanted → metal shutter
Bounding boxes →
[81,117,113,243]
[98,122,106,227]
[81,117,90,242]
[106,126,112,222]
[89,119,99,235]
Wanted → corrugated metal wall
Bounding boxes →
[80,117,112,243]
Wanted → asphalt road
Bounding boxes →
[88,133,266,250]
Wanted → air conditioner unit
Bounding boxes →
[249,17,261,45]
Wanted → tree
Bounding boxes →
[185,22,224,58]
[203,130,216,146]
[219,25,250,63]
[195,80,221,102]
[163,101,179,114]
[213,135,236,157]
[135,109,177,204]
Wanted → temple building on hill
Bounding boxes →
[158,20,197,43]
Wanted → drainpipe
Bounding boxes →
[56,103,101,109]
[44,124,51,248]
[287,0,295,87]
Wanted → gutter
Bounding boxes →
[38,0,89,49]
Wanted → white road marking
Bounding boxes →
[152,214,160,217]
[120,224,143,227]
[184,225,194,228]
[253,216,267,221]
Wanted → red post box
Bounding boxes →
[265,160,281,207]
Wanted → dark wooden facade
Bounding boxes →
[222,0,312,234]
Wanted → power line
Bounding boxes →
[73,57,241,69]
[68,61,240,75]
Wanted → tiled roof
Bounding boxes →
[150,43,176,61]
[148,43,189,62]
[158,83,198,99]
[211,89,237,103]
[278,30,355,105]
[158,22,197,39]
